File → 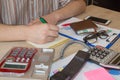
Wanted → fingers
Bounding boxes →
[34,35,58,44]
[42,25,59,43]
[48,24,59,31]
[47,30,59,37]
[47,24,59,39]
[46,36,57,42]
[37,30,59,44]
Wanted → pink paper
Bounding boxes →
[84,68,115,80]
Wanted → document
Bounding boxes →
[58,17,120,47]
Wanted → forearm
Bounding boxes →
[51,0,86,22]
[0,24,27,41]
[0,23,59,44]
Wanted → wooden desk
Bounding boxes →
[0,5,120,80]
[77,5,120,30]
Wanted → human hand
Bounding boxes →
[26,23,59,44]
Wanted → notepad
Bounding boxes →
[27,35,69,48]
[84,68,115,80]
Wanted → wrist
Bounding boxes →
[42,12,62,24]
[51,12,62,22]
[18,25,30,41]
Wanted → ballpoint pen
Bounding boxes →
[39,17,47,23]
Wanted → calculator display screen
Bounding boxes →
[3,63,26,69]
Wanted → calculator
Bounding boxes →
[88,46,120,69]
[0,47,54,73]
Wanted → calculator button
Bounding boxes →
[16,57,20,62]
[100,55,104,59]
[98,52,102,55]
[102,50,105,53]
[28,49,37,53]
[96,54,100,57]
[21,58,25,62]
[18,48,28,57]
[26,54,32,58]
[26,58,30,62]
[105,51,110,54]
[102,53,107,56]
[11,47,22,57]
[91,52,96,56]
[94,50,98,53]
[25,49,37,58]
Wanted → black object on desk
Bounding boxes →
[50,50,90,80]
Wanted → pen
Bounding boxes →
[39,17,47,23]
[106,33,120,49]
[62,23,70,26]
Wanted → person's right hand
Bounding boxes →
[25,22,59,44]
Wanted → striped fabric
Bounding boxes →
[0,0,71,25]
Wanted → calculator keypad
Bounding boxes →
[89,46,118,64]
[9,47,37,63]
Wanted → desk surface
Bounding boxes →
[0,5,120,80]
[77,5,120,30]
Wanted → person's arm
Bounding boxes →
[0,23,59,44]
[43,0,86,24]
[29,0,86,25]
[0,24,27,41]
